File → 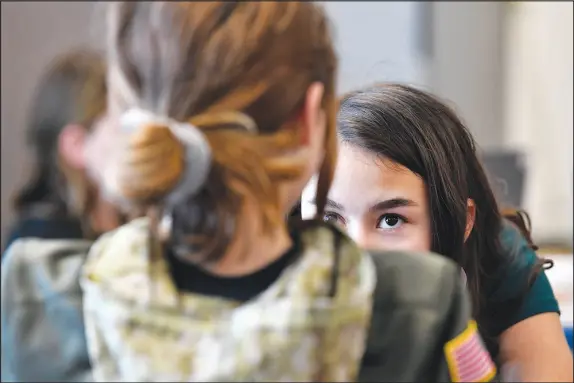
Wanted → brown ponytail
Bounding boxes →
[106,2,337,263]
[116,123,185,205]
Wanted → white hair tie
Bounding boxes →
[119,108,212,207]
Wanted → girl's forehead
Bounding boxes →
[326,145,427,214]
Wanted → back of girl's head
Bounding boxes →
[13,49,107,216]
[105,2,337,262]
[338,83,505,314]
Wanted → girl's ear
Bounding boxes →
[464,198,476,242]
[58,124,88,170]
[298,82,325,146]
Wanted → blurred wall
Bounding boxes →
[325,1,508,149]
[428,2,506,150]
[1,2,96,246]
[504,2,573,246]
[323,2,429,93]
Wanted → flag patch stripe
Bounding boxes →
[444,320,496,382]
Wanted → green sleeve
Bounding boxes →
[486,222,560,336]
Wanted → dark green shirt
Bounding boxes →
[482,222,560,358]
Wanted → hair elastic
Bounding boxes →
[119,108,212,208]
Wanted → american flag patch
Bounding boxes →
[444,320,496,382]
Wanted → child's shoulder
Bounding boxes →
[496,220,539,280]
[83,218,151,283]
[484,220,544,303]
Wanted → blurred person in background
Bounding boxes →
[301,83,573,382]
[79,2,495,382]
[1,49,123,382]
[3,50,120,249]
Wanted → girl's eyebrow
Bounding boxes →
[369,198,417,213]
[309,197,417,212]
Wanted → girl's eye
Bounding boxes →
[323,212,345,227]
[376,214,405,230]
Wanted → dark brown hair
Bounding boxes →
[106,2,338,263]
[337,83,552,345]
[13,49,107,229]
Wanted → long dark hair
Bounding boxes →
[12,50,107,223]
[336,83,551,343]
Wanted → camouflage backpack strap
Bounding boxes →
[358,250,498,383]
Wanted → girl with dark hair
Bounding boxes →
[302,83,573,381]
[4,49,122,249]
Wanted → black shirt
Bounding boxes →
[166,234,301,302]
